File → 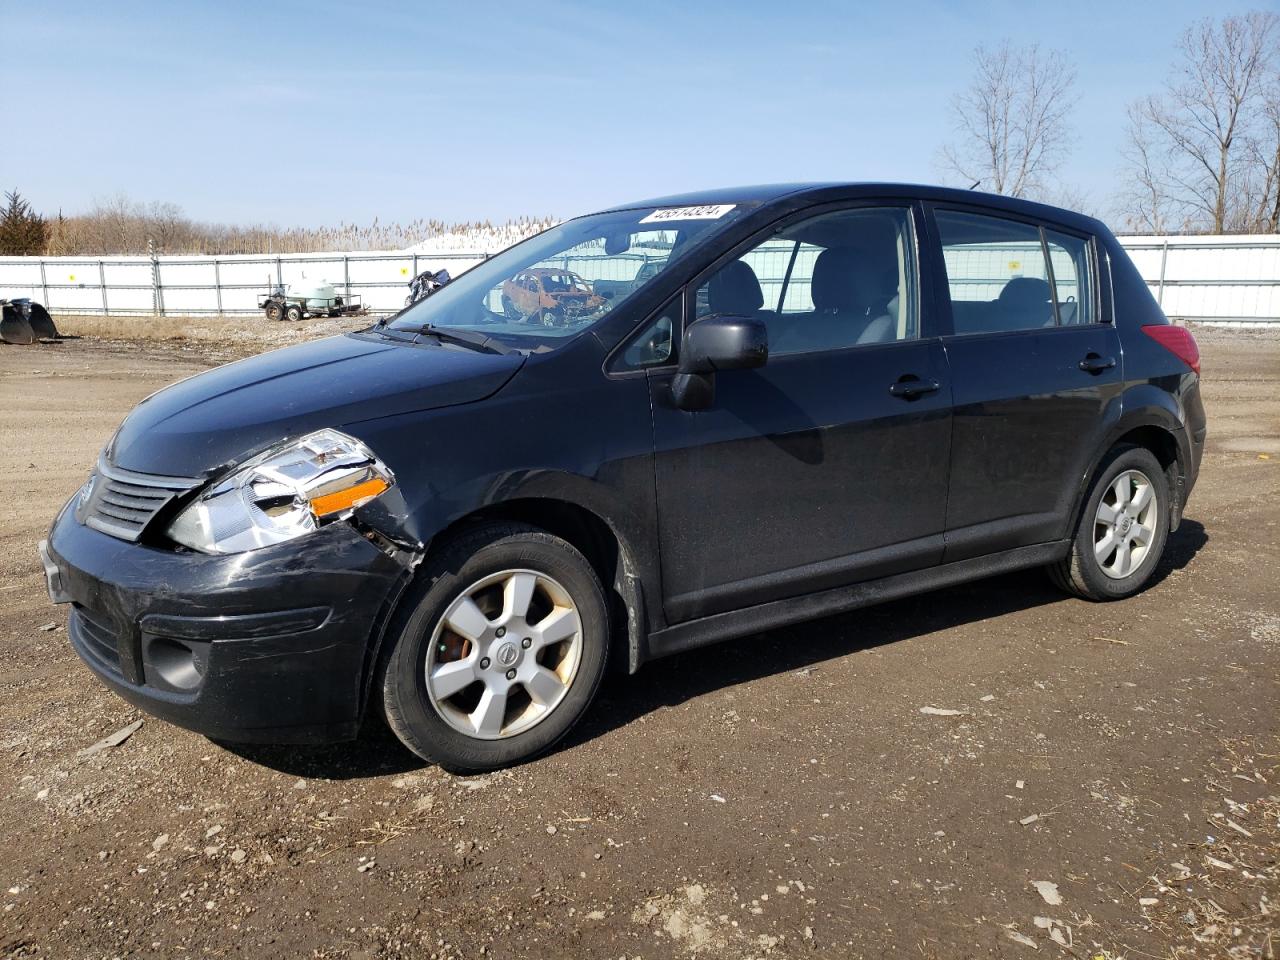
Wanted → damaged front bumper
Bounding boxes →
[41,504,412,744]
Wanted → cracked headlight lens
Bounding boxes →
[75,472,97,513]
[168,429,394,554]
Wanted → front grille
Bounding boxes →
[70,605,122,674]
[83,458,200,542]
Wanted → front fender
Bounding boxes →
[344,346,662,671]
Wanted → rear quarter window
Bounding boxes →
[1043,229,1095,326]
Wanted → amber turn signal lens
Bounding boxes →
[309,477,389,517]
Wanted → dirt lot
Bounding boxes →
[1,328,1277,960]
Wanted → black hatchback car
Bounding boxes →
[40,184,1205,772]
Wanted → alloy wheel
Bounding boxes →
[424,569,583,739]
[1093,469,1158,579]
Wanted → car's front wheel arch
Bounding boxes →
[364,495,648,722]
[376,520,613,771]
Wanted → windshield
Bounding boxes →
[387,203,752,347]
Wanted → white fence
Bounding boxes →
[1121,234,1280,327]
[0,250,490,317]
[0,234,1277,326]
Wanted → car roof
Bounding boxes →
[521,267,578,277]
[601,183,828,210]
[601,182,1106,234]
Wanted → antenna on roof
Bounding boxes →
[968,180,982,190]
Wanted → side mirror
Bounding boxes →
[671,315,768,411]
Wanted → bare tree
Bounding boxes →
[940,41,1077,198]
[1124,11,1279,234]
[1120,104,1184,234]
[81,193,142,255]
[146,201,193,253]
[1244,81,1280,231]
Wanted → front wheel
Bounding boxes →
[1048,444,1170,601]
[380,523,609,772]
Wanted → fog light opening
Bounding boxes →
[146,637,206,690]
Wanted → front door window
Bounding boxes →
[693,207,919,356]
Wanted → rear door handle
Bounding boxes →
[889,377,941,399]
[1078,354,1117,374]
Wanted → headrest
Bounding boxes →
[814,246,899,313]
[998,276,1052,309]
[709,260,764,315]
[811,248,862,312]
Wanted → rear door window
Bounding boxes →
[936,210,1054,334]
[936,210,1098,334]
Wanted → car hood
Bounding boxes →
[108,333,525,477]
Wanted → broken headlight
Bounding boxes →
[168,429,394,554]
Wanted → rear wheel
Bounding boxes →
[264,301,283,321]
[1048,445,1170,600]
[380,523,609,772]
[284,304,303,322]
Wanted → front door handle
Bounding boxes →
[1078,354,1117,374]
[889,376,941,400]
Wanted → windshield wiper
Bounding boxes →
[396,323,515,356]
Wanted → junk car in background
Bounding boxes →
[500,268,606,326]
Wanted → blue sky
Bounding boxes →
[7,0,1242,227]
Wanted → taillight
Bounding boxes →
[1142,325,1200,376]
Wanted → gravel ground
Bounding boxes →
[0,329,1276,960]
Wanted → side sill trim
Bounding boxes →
[644,540,1070,661]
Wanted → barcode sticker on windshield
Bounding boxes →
[639,204,736,224]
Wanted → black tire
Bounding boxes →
[380,522,609,773]
[27,303,58,339]
[284,304,304,322]
[1048,444,1170,601]
[0,305,34,345]
[264,302,283,322]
